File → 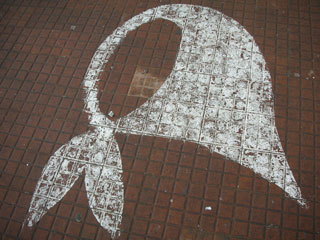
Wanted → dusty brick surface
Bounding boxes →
[0,0,320,239]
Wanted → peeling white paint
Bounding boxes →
[26,4,306,238]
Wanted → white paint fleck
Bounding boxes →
[108,111,115,117]
[294,73,300,78]
[26,4,307,239]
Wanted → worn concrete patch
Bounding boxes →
[128,66,166,98]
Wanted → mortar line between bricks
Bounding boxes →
[265,0,285,238]
[287,0,303,238]
[275,9,299,240]
[248,1,258,238]
[264,2,274,238]
[292,0,302,239]
[202,147,215,233]
[240,0,253,237]
[214,151,229,237]
[125,135,153,238]
[147,138,171,238]
[228,0,246,238]
[173,143,193,236]
[276,4,286,240]
[209,1,228,236]
[251,0,268,239]
[247,0,265,233]
[307,0,317,238]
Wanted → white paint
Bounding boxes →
[26,127,123,238]
[26,4,306,238]
[205,206,212,211]
[108,111,115,117]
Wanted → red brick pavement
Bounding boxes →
[0,0,319,239]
